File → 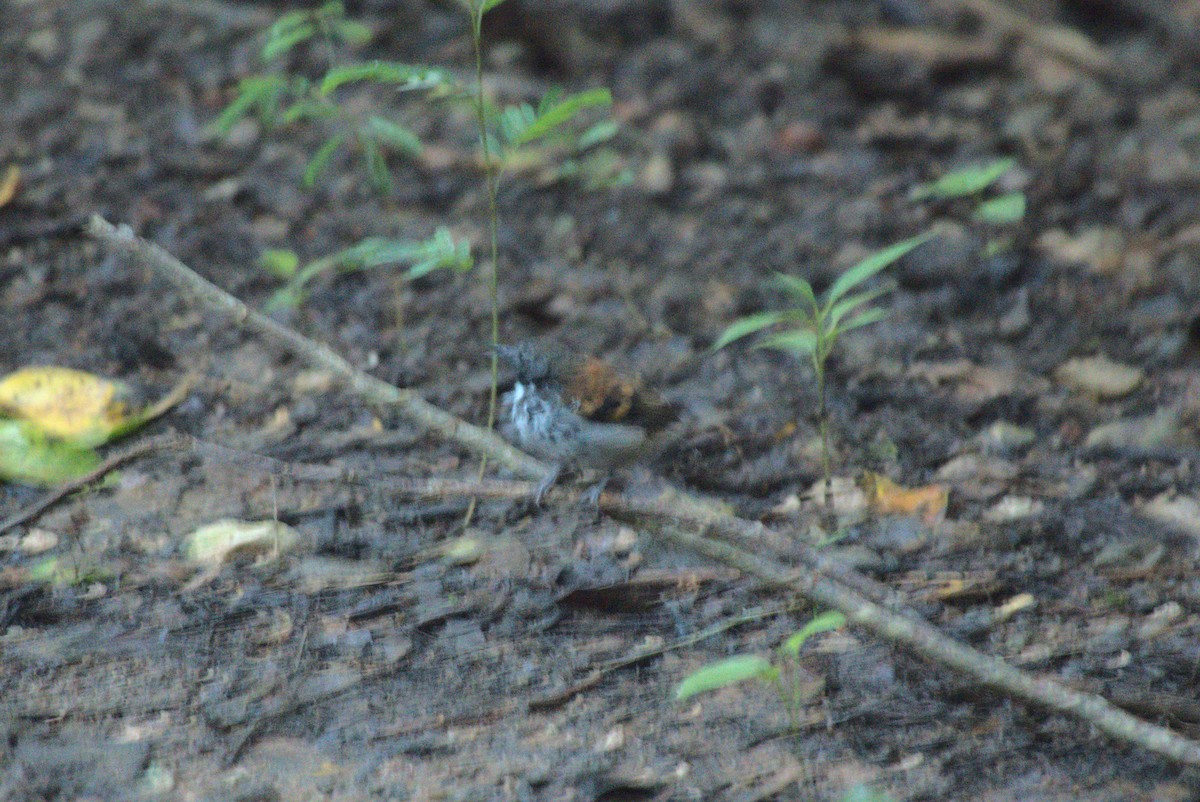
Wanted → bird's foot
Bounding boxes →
[533,464,562,506]
[582,477,610,508]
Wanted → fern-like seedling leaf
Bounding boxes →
[509,88,612,146]
[211,76,289,135]
[262,22,316,61]
[320,62,447,96]
[365,116,422,157]
[334,19,372,46]
[360,136,392,192]
[281,99,337,125]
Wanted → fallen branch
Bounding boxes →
[83,215,1200,766]
[85,215,545,481]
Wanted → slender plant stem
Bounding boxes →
[464,2,502,528]
[473,6,501,433]
[815,352,833,521]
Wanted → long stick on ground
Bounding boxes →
[85,215,1200,766]
[85,216,545,481]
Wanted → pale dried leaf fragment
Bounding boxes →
[185,519,305,565]
[1138,492,1200,540]
[1055,355,1143,399]
[1085,406,1182,450]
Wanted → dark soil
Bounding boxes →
[5,1,1200,799]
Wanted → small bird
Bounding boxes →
[496,342,680,504]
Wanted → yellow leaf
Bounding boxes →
[862,471,949,526]
[0,366,136,445]
[0,165,19,208]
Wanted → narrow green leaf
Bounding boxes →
[675,655,773,700]
[498,103,537,146]
[265,9,313,48]
[264,286,305,313]
[576,119,619,150]
[781,612,847,659]
[974,192,1026,225]
[263,22,317,61]
[320,62,447,95]
[365,116,422,157]
[481,0,510,11]
[407,232,463,278]
[280,99,337,125]
[434,228,462,267]
[827,284,891,332]
[754,329,819,356]
[316,1,345,19]
[361,136,392,192]
[911,157,1017,200]
[337,238,420,269]
[334,20,372,45]
[773,273,817,308]
[511,87,612,146]
[712,311,789,350]
[825,232,933,306]
[835,306,888,335]
[303,132,346,187]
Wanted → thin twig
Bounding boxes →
[934,0,1114,76]
[0,431,186,534]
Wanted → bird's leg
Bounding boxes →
[534,463,562,506]
[582,476,610,508]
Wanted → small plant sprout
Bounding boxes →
[912,158,1026,255]
[260,230,473,312]
[213,2,471,303]
[714,233,933,516]
[676,611,847,732]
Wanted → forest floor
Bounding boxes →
[5,1,1200,799]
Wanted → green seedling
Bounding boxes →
[912,158,1025,255]
[213,3,471,304]
[216,1,615,422]
[714,233,933,515]
[910,157,1016,201]
[261,229,472,312]
[676,611,847,732]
